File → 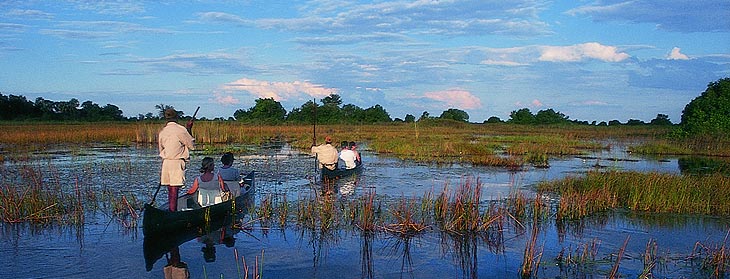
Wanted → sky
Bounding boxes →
[1,1,729,123]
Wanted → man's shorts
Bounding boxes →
[161,159,187,186]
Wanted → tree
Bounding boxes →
[439,108,469,122]
[649,114,673,126]
[248,98,287,124]
[534,109,569,124]
[680,78,730,136]
[404,114,416,123]
[485,116,502,123]
[80,101,102,120]
[100,104,124,121]
[361,104,391,123]
[418,111,431,122]
[508,108,535,124]
[321,94,342,107]
[626,119,645,126]
[286,100,317,123]
[341,104,364,123]
[0,94,38,120]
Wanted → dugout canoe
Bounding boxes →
[321,161,363,182]
[143,171,255,237]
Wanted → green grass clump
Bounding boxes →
[539,171,730,217]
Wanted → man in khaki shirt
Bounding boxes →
[311,135,338,170]
[158,108,195,211]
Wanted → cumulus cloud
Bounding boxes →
[539,42,629,62]
[423,89,482,110]
[222,78,338,101]
[667,47,689,60]
[515,99,544,108]
[213,93,240,106]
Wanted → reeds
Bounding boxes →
[0,164,82,224]
[5,122,711,168]
[539,170,730,216]
[383,196,428,237]
[692,230,730,278]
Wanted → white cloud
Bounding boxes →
[532,99,544,107]
[423,89,482,110]
[213,93,240,106]
[5,9,54,20]
[538,42,629,62]
[667,47,689,60]
[481,59,528,66]
[515,99,544,108]
[222,78,338,101]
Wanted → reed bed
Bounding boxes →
[539,170,730,217]
[0,159,145,228]
[0,164,85,224]
[0,122,138,146]
[692,230,730,278]
[3,121,706,168]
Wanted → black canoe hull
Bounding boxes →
[321,162,363,182]
[142,171,255,237]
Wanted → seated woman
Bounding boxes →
[186,157,229,207]
[217,152,242,197]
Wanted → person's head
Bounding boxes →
[202,245,216,262]
[325,136,332,144]
[199,157,215,173]
[341,141,349,149]
[349,141,357,149]
[221,152,234,166]
[164,108,178,122]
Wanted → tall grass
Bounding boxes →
[0,164,84,224]
[6,122,715,167]
[539,170,730,216]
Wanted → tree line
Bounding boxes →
[1,77,728,136]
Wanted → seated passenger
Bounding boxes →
[349,141,361,165]
[339,141,357,170]
[186,157,228,206]
[218,152,242,197]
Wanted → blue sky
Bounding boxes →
[1,1,728,123]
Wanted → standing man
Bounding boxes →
[311,135,338,171]
[159,108,195,211]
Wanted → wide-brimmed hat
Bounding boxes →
[164,108,177,120]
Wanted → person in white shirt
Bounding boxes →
[338,141,357,170]
[158,108,195,211]
[218,152,242,197]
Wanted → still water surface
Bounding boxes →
[1,143,728,278]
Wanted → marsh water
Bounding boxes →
[1,143,729,278]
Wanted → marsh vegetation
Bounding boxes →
[1,122,729,278]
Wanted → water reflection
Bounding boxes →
[3,143,730,278]
[678,156,730,175]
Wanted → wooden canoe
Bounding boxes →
[143,171,255,237]
[320,161,363,182]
